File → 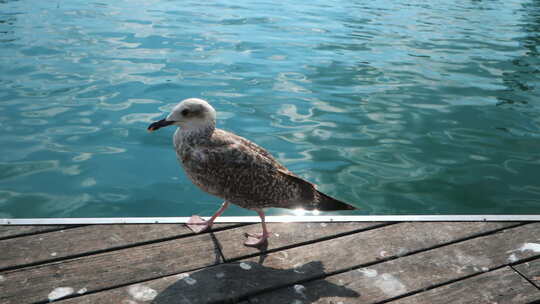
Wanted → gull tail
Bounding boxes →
[277,169,357,211]
[315,190,357,211]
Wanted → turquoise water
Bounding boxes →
[1,0,540,218]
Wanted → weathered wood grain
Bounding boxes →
[216,222,388,261]
[57,262,347,304]
[54,222,517,304]
[217,222,517,261]
[239,222,518,273]
[514,257,540,288]
[251,268,540,304]
[0,233,222,304]
[390,267,540,304]
[0,223,235,270]
[249,222,539,304]
[0,225,72,240]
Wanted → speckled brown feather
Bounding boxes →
[173,127,356,211]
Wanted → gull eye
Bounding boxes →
[181,109,189,116]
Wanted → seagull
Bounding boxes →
[148,98,356,246]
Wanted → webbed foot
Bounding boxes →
[244,232,269,247]
[186,215,212,233]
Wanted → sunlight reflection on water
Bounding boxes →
[1,0,540,217]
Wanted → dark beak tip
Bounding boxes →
[147,123,159,132]
[147,118,174,132]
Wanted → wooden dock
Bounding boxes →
[1,221,539,304]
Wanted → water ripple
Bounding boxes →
[0,160,59,181]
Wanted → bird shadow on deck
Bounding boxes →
[151,260,359,304]
[150,234,358,304]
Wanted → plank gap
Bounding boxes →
[375,261,540,304]
[378,266,540,304]
[209,232,227,267]
[511,262,540,291]
[0,225,86,241]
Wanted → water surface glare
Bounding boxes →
[1,0,540,218]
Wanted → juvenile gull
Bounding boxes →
[148,98,356,246]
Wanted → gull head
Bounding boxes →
[148,98,217,132]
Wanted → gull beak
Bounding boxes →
[147,118,175,132]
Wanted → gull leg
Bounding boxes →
[244,209,269,247]
[187,201,229,233]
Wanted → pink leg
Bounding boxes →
[244,209,269,247]
[186,201,229,233]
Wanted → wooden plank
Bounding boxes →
[216,222,388,260]
[251,268,540,304]
[217,221,500,261]
[249,223,540,304]
[236,221,518,270]
[54,222,517,304]
[514,257,540,288]
[0,233,222,304]
[0,225,72,240]
[0,223,234,270]
[390,267,540,304]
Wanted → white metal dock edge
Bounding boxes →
[1,215,539,225]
